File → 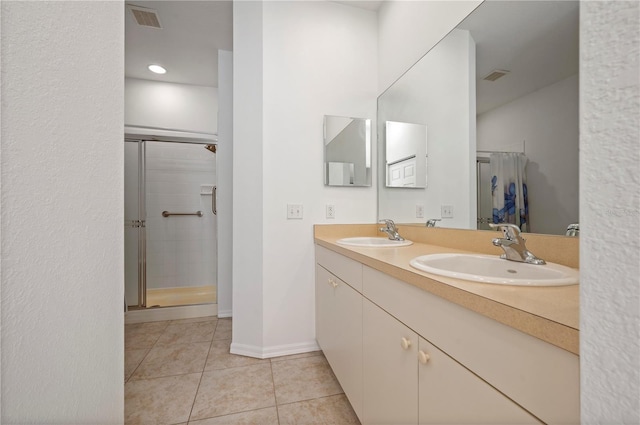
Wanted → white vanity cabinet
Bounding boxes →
[315,245,579,425]
[417,337,540,424]
[363,298,418,424]
[315,246,363,420]
[362,297,540,425]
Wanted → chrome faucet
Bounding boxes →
[379,219,405,241]
[489,223,546,265]
[426,218,441,227]
[566,223,579,237]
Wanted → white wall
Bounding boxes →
[261,0,377,353]
[477,74,579,235]
[580,1,640,423]
[232,0,377,357]
[125,77,218,135]
[1,2,123,423]
[377,0,481,94]
[217,50,233,318]
[232,0,265,354]
[378,29,476,228]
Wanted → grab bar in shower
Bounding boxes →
[162,211,204,217]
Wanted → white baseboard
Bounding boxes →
[125,304,218,324]
[230,340,320,359]
[217,309,232,318]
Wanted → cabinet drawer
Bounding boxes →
[316,245,362,292]
[363,266,579,425]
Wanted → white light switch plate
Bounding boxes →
[416,205,424,218]
[441,205,454,218]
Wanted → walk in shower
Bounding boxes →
[125,139,217,310]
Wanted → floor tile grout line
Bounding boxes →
[125,347,151,384]
[275,392,347,408]
[185,405,279,424]
[186,318,218,423]
[270,360,282,425]
[127,367,208,383]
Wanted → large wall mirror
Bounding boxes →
[377,1,579,235]
[324,115,372,187]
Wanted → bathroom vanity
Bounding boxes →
[314,224,579,425]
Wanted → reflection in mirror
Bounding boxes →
[385,121,428,188]
[324,115,371,187]
[377,1,579,235]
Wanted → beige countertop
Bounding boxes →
[314,224,579,355]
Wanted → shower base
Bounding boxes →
[146,285,217,308]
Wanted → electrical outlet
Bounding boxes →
[287,204,303,219]
[441,205,454,218]
[326,204,335,219]
[416,205,424,218]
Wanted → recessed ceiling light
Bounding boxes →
[148,64,167,74]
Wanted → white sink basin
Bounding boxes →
[336,237,413,247]
[409,253,578,286]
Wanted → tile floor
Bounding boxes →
[125,317,361,425]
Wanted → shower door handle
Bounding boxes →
[212,186,217,215]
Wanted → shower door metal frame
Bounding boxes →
[125,137,218,310]
[125,139,147,308]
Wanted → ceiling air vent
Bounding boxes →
[128,4,162,29]
[483,69,510,82]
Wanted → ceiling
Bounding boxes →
[125,1,233,87]
[124,0,380,88]
[125,0,578,112]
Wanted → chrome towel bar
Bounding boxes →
[162,211,203,217]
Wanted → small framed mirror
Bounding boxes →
[385,121,428,188]
[324,115,371,187]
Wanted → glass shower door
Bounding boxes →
[143,141,217,307]
[125,139,218,309]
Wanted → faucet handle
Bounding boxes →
[426,218,441,227]
[379,219,396,229]
[489,223,522,240]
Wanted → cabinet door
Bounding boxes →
[363,299,418,425]
[418,337,541,424]
[315,265,363,420]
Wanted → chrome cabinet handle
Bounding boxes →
[213,186,217,215]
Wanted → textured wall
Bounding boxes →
[580,1,640,422]
[1,1,124,423]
